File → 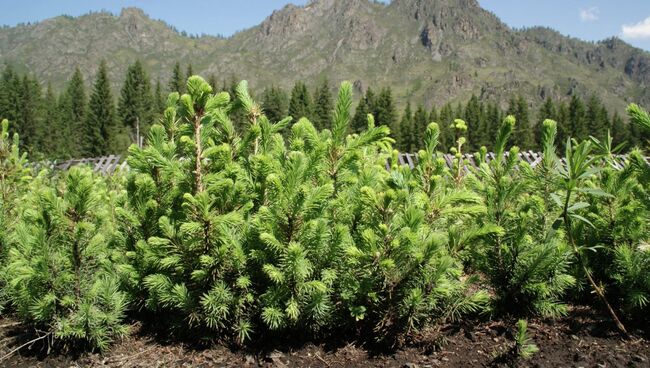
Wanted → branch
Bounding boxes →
[0,332,52,362]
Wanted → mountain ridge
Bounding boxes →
[1,0,649,110]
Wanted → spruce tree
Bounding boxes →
[3,167,129,350]
[485,102,502,147]
[261,86,289,124]
[154,79,165,116]
[0,119,30,256]
[85,61,116,156]
[556,101,570,150]
[568,95,587,140]
[0,119,30,312]
[350,87,375,133]
[507,95,533,150]
[585,95,609,141]
[186,63,194,81]
[288,81,313,121]
[208,73,218,92]
[59,67,87,157]
[464,95,485,150]
[411,103,429,152]
[169,61,184,94]
[429,105,439,124]
[373,87,397,133]
[471,116,575,317]
[40,83,60,156]
[312,78,333,131]
[610,112,629,149]
[438,103,455,152]
[16,74,42,151]
[118,76,257,341]
[118,60,154,149]
[398,102,413,151]
[0,66,21,127]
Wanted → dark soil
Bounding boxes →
[1,306,648,367]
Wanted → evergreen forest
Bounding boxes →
[1,62,648,161]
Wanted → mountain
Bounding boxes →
[1,0,650,110]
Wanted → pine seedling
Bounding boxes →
[3,167,128,350]
[0,119,32,313]
[556,138,628,335]
[121,76,255,342]
[0,119,31,257]
[470,116,575,318]
[514,320,539,359]
[334,119,488,341]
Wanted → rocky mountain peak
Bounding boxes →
[257,0,380,44]
[119,7,148,19]
[392,0,503,41]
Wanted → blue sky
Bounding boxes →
[2,0,650,50]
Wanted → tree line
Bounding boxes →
[0,62,647,159]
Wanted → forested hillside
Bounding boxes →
[2,1,650,109]
[1,61,649,159]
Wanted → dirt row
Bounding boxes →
[1,307,648,367]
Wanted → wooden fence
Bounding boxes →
[34,155,128,175]
[46,151,647,175]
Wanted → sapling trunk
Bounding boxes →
[562,187,628,336]
[194,111,203,193]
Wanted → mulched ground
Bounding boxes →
[1,306,648,367]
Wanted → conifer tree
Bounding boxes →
[470,116,575,317]
[261,86,289,124]
[0,66,21,127]
[410,103,429,151]
[59,67,87,157]
[568,95,587,140]
[40,83,60,156]
[398,102,412,151]
[186,63,194,81]
[555,136,629,335]
[350,87,375,134]
[373,87,397,133]
[585,95,609,141]
[556,101,570,150]
[118,60,154,149]
[0,119,30,256]
[118,76,256,341]
[484,102,502,147]
[288,81,313,121]
[169,61,184,94]
[465,95,486,150]
[16,74,42,150]
[507,95,533,149]
[3,167,128,350]
[454,102,464,124]
[610,112,629,148]
[0,119,30,312]
[335,118,486,340]
[312,78,333,131]
[85,61,116,156]
[429,105,439,124]
[207,73,218,92]
[438,103,455,151]
[154,79,165,116]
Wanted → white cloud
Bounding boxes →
[579,7,599,22]
[622,17,650,39]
